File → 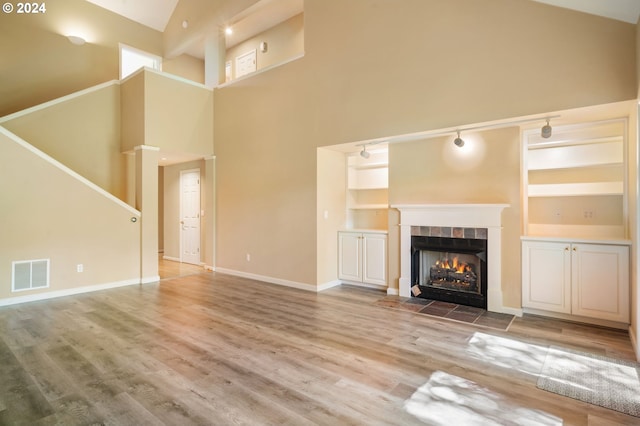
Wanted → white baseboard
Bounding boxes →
[0,277,142,307]
[162,255,181,262]
[318,280,341,291]
[141,275,160,284]
[215,268,333,293]
[497,306,524,317]
[339,280,388,291]
[387,287,399,296]
[204,264,215,271]
[522,307,629,330]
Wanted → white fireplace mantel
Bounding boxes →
[392,204,510,314]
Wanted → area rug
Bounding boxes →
[537,346,640,417]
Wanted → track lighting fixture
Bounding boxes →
[360,145,370,158]
[453,130,464,147]
[541,119,552,139]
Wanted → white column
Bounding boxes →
[398,224,412,297]
[204,29,226,88]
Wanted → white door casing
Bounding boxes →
[180,169,201,265]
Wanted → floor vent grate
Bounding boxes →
[12,259,50,292]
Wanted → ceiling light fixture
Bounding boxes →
[225,27,233,35]
[453,130,465,147]
[67,35,86,46]
[360,145,370,159]
[541,119,552,138]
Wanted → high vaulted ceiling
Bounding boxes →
[87,0,640,35]
[84,0,640,62]
[531,0,640,24]
[85,0,180,32]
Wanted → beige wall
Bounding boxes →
[637,19,640,97]
[121,72,146,153]
[628,102,639,357]
[214,0,636,288]
[0,130,140,301]
[633,19,639,356]
[159,167,165,252]
[121,69,214,157]
[145,71,214,155]
[0,0,163,117]
[225,13,304,81]
[163,54,205,85]
[136,146,159,281]
[316,148,347,285]
[2,84,127,200]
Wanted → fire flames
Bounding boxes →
[435,257,471,273]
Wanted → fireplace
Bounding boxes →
[392,204,509,314]
[411,235,487,309]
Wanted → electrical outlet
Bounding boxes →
[246,253,251,262]
[77,264,83,273]
[584,210,594,219]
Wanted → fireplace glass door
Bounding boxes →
[418,251,480,294]
[411,236,487,309]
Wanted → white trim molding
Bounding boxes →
[215,268,339,293]
[0,278,142,307]
[391,204,510,314]
[0,127,141,217]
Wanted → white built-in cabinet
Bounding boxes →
[521,239,629,324]
[521,118,630,326]
[338,231,387,287]
[338,146,388,289]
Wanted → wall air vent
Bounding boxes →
[12,259,50,292]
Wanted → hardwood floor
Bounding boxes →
[0,272,637,425]
[158,256,205,280]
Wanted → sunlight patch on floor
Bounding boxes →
[405,371,562,426]
[466,332,548,376]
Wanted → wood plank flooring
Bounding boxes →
[0,270,638,425]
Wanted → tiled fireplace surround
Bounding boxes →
[393,204,510,314]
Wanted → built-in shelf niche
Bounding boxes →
[346,147,389,230]
[523,119,627,240]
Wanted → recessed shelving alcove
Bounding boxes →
[522,119,627,240]
[346,147,389,230]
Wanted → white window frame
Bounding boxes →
[119,43,162,80]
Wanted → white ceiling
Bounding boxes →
[531,0,640,24]
[86,0,640,35]
[86,0,179,32]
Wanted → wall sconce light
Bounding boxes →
[260,41,268,53]
[360,145,370,158]
[453,130,465,148]
[541,119,552,138]
[67,35,86,46]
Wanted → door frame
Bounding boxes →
[179,168,201,265]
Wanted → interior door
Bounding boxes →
[180,169,201,265]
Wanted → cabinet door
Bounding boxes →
[522,241,571,313]
[571,244,629,322]
[362,233,387,286]
[338,232,362,282]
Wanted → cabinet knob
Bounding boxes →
[564,247,569,251]
[573,247,577,251]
